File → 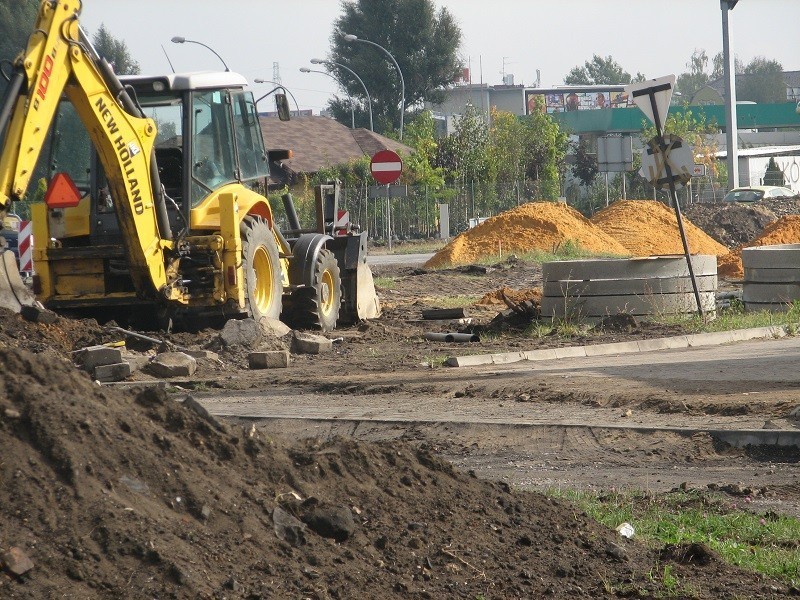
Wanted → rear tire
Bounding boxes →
[240,216,283,321]
[289,248,341,332]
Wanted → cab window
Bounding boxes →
[232,91,269,182]
[190,90,237,206]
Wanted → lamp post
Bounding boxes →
[721,0,740,192]
[253,79,300,116]
[342,33,404,140]
[311,58,373,132]
[300,68,355,128]
[170,36,230,71]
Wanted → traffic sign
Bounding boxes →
[639,134,693,190]
[370,149,402,185]
[692,164,706,177]
[625,75,675,133]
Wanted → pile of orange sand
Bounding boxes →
[718,215,800,279]
[424,202,629,268]
[475,286,542,307]
[590,200,730,258]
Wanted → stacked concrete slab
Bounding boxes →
[743,244,800,311]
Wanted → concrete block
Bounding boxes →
[292,331,333,354]
[220,318,261,348]
[522,348,559,362]
[444,354,492,367]
[553,346,587,359]
[248,350,290,369]
[94,362,132,383]
[80,347,123,371]
[144,352,197,378]
[488,352,526,365]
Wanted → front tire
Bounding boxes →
[240,216,283,321]
[289,248,341,332]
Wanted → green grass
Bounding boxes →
[659,298,800,334]
[552,488,800,588]
[373,276,398,290]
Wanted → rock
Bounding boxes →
[1,546,34,577]
[273,506,307,546]
[93,362,132,382]
[220,318,261,348]
[181,349,220,361]
[302,504,355,542]
[144,352,197,378]
[259,316,292,338]
[291,331,333,355]
[78,347,123,372]
[3,408,21,419]
[122,353,151,373]
[604,542,628,561]
[248,350,290,369]
[20,303,57,324]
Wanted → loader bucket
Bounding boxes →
[354,262,381,320]
[0,249,37,313]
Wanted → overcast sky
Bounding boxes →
[78,1,800,114]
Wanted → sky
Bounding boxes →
[78,0,800,114]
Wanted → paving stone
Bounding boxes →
[94,362,132,382]
[292,331,333,354]
[248,350,290,369]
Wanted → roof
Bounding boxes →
[121,71,248,92]
[259,115,413,176]
[713,145,800,158]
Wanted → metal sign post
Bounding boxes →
[627,76,704,317]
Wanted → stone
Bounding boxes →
[79,347,123,372]
[3,408,21,419]
[302,504,355,542]
[181,349,220,361]
[248,350,290,369]
[259,316,292,338]
[121,353,151,373]
[20,303,57,324]
[291,331,333,355]
[93,362,132,383]
[1,547,34,577]
[220,318,261,348]
[144,352,197,378]
[273,506,307,547]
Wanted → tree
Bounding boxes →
[676,49,711,100]
[738,57,785,104]
[402,110,445,189]
[564,55,642,85]
[763,157,785,186]
[92,24,140,75]
[711,52,744,80]
[0,0,39,94]
[572,140,598,188]
[327,0,462,136]
[436,103,490,185]
[519,100,568,200]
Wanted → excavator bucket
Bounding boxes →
[0,249,37,313]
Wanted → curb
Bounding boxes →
[444,325,790,368]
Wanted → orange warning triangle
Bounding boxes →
[44,172,82,208]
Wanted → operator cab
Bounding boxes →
[45,71,270,243]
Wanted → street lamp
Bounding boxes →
[253,79,300,116]
[300,68,356,128]
[310,58,373,132]
[342,33,404,140]
[170,36,229,71]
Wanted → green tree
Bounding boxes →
[327,0,462,136]
[91,24,140,75]
[520,100,568,200]
[711,52,743,80]
[437,103,490,185]
[0,0,39,94]
[676,49,711,100]
[487,108,525,189]
[572,140,598,188]
[763,157,785,186]
[402,110,444,189]
[564,55,642,85]
[738,57,785,104]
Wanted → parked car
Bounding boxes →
[723,186,797,202]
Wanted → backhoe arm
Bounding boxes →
[0,0,181,301]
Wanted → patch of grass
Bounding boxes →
[431,295,481,309]
[373,276,397,290]
[473,239,628,268]
[552,488,800,588]
[658,299,800,334]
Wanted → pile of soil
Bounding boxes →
[718,214,800,279]
[591,200,730,258]
[684,202,776,248]
[476,286,542,308]
[424,202,629,269]
[1,346,793,599]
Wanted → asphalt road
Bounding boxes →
[366,252,433,267]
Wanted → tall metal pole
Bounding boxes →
[312,59,373,131]
[721,0,739,191]
[343,34,405,140]
[170,37,230,71]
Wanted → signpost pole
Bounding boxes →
[646,92,704,318]
[386,184,392,251]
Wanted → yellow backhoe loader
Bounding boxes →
[0,0,380,330]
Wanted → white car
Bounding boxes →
[723,186,797,202]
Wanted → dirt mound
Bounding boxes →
[425,202,629,269]
[476,286,542,307]
[591,200,730,257]
[1,346,792,599]
[684,202,776,247]
[718,215,800,279]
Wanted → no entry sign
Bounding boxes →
[370,149,402,185]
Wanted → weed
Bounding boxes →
[373,276,397,290]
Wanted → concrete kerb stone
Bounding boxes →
[444,325,793,368]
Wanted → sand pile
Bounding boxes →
[476,286,542,307]
[718,215,800,279]
[425,202,629,268]
[591,200,730,258]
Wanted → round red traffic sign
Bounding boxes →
[370,149,402,185]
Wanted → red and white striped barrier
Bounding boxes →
[18,220,33,273]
